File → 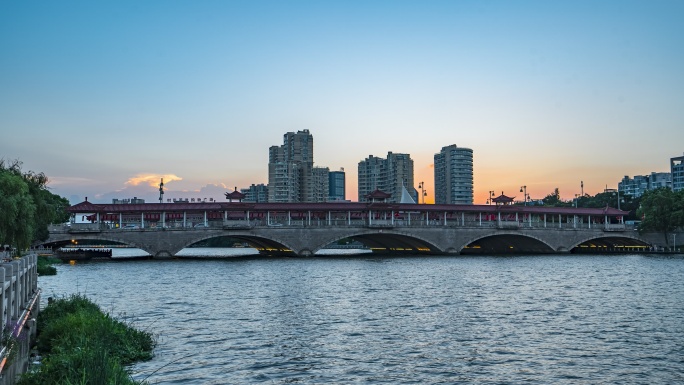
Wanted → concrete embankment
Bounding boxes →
[0,255,39,385]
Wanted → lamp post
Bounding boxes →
[520,185,527,206]
[418,182,425,204]
[489,190,494,205]
[574,194,580,208]
[617,186,621,210]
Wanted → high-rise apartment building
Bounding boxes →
[672,154,684,192]
[618,172,672,197]
[358,152,415,203]
[267,130,330,202]
[310,167,330,202]
[240,184,269,203]
[434,144,473,204]
[328,169,346,201]
[618,175,650,197]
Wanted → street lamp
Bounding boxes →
[489,190,495,205]
[520,186,527,206]
[617,186,621,210]
[418,182,425,204]
[574,194,580,208]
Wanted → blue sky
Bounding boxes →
[2,0,683,204]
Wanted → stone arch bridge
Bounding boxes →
[43,225,662,258]
[41,199,665,258]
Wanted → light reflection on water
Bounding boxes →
[108,247,372,258]
[38,253,684,384]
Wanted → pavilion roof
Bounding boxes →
[225,190,246,200]
[68,199,100,212]
[367,189,392,199]
[492,194,515,203]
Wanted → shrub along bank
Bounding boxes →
[18,294,155,385]
[36,256,59,276]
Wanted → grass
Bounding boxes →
[18,294,155,385]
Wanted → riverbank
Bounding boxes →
[18,294,155,385]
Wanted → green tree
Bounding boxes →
[542,188,571,207]
[0,159,70,249]
[637,188,684,247]
[25,175,70,241]
[0,170,35,250]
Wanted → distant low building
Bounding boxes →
[112,197,145,204]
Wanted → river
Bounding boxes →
[38,250,684,384]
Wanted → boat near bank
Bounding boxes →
[55,248,112,262]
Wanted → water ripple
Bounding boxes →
[38,254,684,384]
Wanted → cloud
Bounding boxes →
[125,174,183,187]
[47,176,98,187]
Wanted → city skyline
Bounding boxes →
[2,1,683,204]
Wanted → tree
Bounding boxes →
[0,170,35,250]
[637,188,684,246]
[542,188,571,207]
[0,159,71,249]
[22,170,70,241]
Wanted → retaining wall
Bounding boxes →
[0,255,40,385]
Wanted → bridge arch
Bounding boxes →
[310,229,443,255]
[183,233,297,256]
[460,232,556,254]
[569,234,651,253]
[40,233,154,255]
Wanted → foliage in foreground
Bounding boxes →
[36,256,60,276]
[19,294,155,385]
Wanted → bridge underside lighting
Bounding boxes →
[462,235,554,255]
[352,234,437,255]
[572,237,650,253]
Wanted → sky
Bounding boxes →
[1,0,683,205]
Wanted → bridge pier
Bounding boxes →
[154,251,174,259]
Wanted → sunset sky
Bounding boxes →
[2,1,683,204]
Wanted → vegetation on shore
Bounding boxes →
[36,255,60,276]
[538,187,641,218]
[538,187,683,247]
[637,188,684,247]
[0,159,70,251]
[18,294,155,385]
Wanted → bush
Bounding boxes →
[19,294,155,385]
[37,256,59,276]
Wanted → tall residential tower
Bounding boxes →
[434,144,473,204]
[358,152,415,203]
[267,130,332,202]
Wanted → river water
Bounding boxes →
[38,250,684,384]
